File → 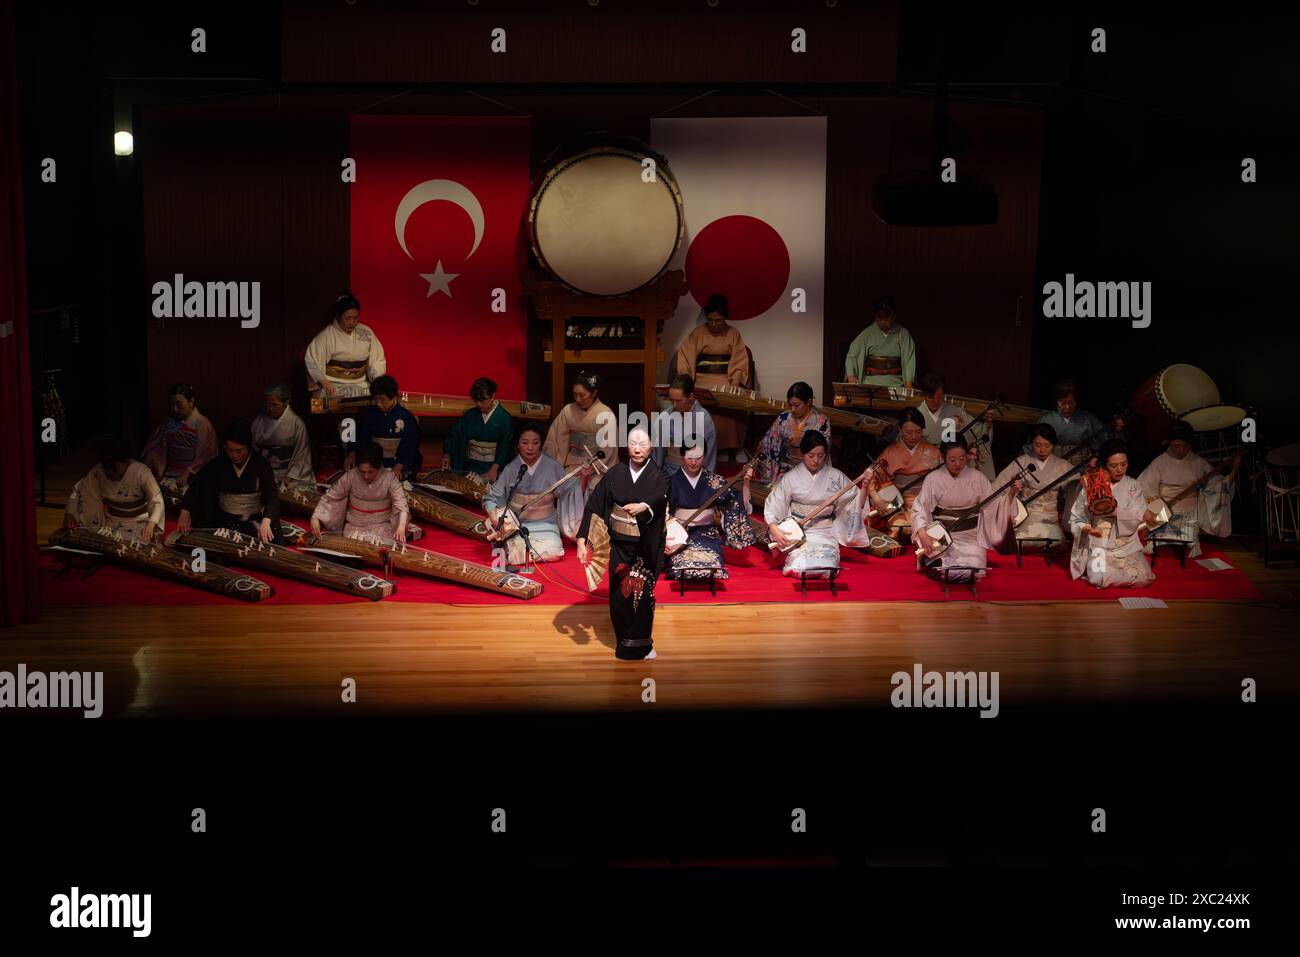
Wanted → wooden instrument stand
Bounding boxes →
[525,269,687,416]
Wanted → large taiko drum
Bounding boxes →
[1180,403,1249,463]
[1127,364,1220,454]
[528,140,685,297]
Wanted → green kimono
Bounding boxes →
[844,323,917,387]
[448,402,513,476]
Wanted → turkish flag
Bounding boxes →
[349,115,531,397]
[650,117,827,394]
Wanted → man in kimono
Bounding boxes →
[441,377,513,481]
[178,421,284,544]
[304,292,387,398]
[1030,378,1111,464]
[995,423,1075,548]
[311,442,409,544]
[912,437,1021,584]
[577,428,671,661]
[352,374,422,481]
[915,373,996,480]
[763,431,872,577]
[651,374,718,476]
[64,434,165,542]
[251,383,314,485]
[543,370,620,539]
[844,297,916,389]
[141,383,217,491]
[1068,440,1155,588]
[664,443,756,582]
[483,426,581,567]
[1137,421,1239,559]
[674,293,751,461]
[864,407,941,548]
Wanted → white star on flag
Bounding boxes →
[421,261,459,298]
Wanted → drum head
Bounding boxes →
[1156,364,1220,415]
[1179,404,1246,431]
[1266,443,1300,468]
[529,146,684,297]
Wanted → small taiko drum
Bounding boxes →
[528,138,685,297]
[1127,364,1220,455]
[1082,467,1117,516]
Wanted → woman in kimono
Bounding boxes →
[1068,440,1155,588]
[763,431,871,577]
[251,383,314,485]
[843,296,916,389]
[353,374,422,480]
[912,437,1021,584]
[995,423,1073,549]
[864,407,941,547]
[141,383,217,492]
[577,428,671,661]
[916,373,996,481]
[441,377,513,482]
[483,426,581,567]
[1137,421,1239,559]
[543,371,620,538]
[177,421,283,544]
[754,381,833,486]
[310,442,409,544]
[304,292,387,399]
[64,434,165,542]
[664,443,756,582]
[674,293,751,461]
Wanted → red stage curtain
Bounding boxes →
[0,0,39,626]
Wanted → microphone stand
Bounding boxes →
[497,463,532,573]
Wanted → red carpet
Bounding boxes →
[41,520,1262,606]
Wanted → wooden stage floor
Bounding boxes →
[12,465,1300,716]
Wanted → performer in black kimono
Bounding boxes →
[178,421,284,544]
[577,427,671,661]
[664,443,756,581]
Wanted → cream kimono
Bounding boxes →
[304,320,387,398]
[919,401,994,480]
[1137,451,1234,559]
[65,461,165,541]
[543,400,620,538]
[252,405,314,484]
[675,323,750,449]
[762,462,870,576]
[1068,477,1155,588]
[911,466,1017,582]
[312,467,409,542]
[996,452,1074,543]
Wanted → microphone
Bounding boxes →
[594,450,607,460]
[516,463,527,481]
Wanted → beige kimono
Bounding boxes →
[675,323,751,449]
[544,400,620,538]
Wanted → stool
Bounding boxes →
[1148,537,1189,568]
[936,565,981,598]
[1015,536,1065,567]
[800,567,839,597]
[675,568,718,597]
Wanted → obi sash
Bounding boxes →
[325,358,367,381]
[260,444,295,472]
[347,490,393,524]
[467,439,497,464]
[509,489,556,521]
[104,495,151,520]
[933,505,978,533]
[166,424,199,473]
[865,353,901,377]
[673,505,714,527]
[790,500,833,530]
[694,352,731,376]
[375,436,401,460]
[219,490,263,521]
[610,504,640,538]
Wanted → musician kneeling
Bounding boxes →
[310,441,409,544]
[178,421,284,544]
[483,426,579,567]
[64,434,166,542]
[763,431,872,577]
[1068,441,1154,588]
[912,436,1022,584]
[1136,421,1239,559]
[664,443,756,582]
[996,423,1072,547]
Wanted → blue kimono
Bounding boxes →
[665,467,756,580]
[357,403,423,475]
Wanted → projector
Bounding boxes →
[871,171,999,226]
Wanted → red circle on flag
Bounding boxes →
[684,215,790,320]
